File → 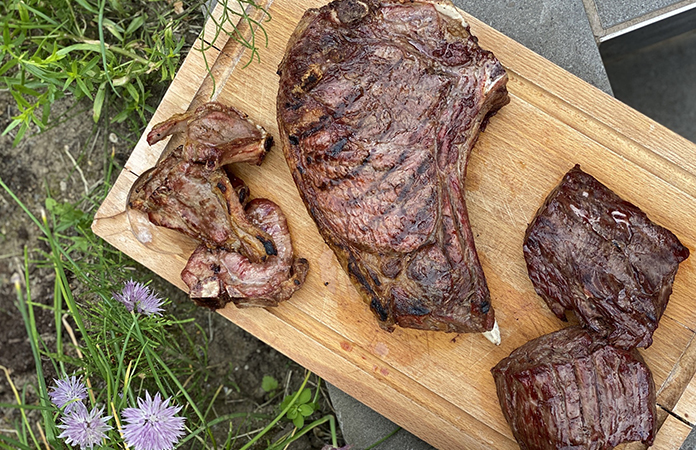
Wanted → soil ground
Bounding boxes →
[0,89,337,448]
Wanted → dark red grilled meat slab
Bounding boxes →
[277,0,509,334]
[492,326,656,450]
[523,165,689,349]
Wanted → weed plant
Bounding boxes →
[1,0,269,145]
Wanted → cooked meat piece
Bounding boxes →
[128,146,275,263]
[523,165,689,349]
[226,168,251,207]
[492,326,656,450]
[181,199,310,308]
[276,0,509,335]
[147,102,273,170]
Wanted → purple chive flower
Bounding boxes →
[49,375,88,414]
[57,405,112,450]
[113,280,164,316]
[122,391,186,450]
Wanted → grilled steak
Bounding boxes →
[147,102,272,170]
[276,0,509,335]
[129,146,275,263]
[182,199,309,309]
[523,165,689,349]
[129,102,308,308]
[492,326,656,450]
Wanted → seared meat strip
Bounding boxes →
[128,146,275,262]
[181,199,309,309]
[523,165,689,348]
[147,102,273,169]
[492,326,656,450]
[277,0,509,336]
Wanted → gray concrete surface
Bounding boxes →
[603,28,696,143]
[592,0,682,28]
[454,0,613,94]
[327,384,434,450]
[683,428,696,449]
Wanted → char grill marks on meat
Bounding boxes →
[129,102,308,309]
[523,165,689,349]
[277,0,509,334]
[492,326,656,450]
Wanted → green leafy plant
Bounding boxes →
[280,386,317,429]
[262,375,279,393]
[1,0,187,143]
[0,0,270,146]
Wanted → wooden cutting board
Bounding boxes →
[93,1,696,448]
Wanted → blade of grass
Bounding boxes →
[15,253,55,443]
[97,0,114,91]
[238,371,312,450]
[267,415,337,450]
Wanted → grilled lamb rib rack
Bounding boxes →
[129,102,307,308]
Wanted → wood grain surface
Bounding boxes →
[93,1,696,448]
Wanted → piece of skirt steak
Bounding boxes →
[523,165,689,349]
[276,0,509,337]
[492,326,656,450]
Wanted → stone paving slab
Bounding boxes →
[454,0,613,93]
[327,384,435,450]
[592,0,682,28]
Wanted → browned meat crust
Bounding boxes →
[523,165,689,348]
[129,102,308,309]
[128,146,275,263]
[276,0,509,333]
[147,102,272,169]
[492,326,656,450]
[181,199,309,308]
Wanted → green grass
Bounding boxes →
[0,174,343,449]
[1,0,270,145]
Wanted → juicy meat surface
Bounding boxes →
[181,199,309,309]
[128,146,275,263]
[129,102,309,309]
[491,326,656,450]
[523,165,689,349]
[147,102,273,170]
[277,0,509,333]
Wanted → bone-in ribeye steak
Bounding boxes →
[277,0,509,333]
